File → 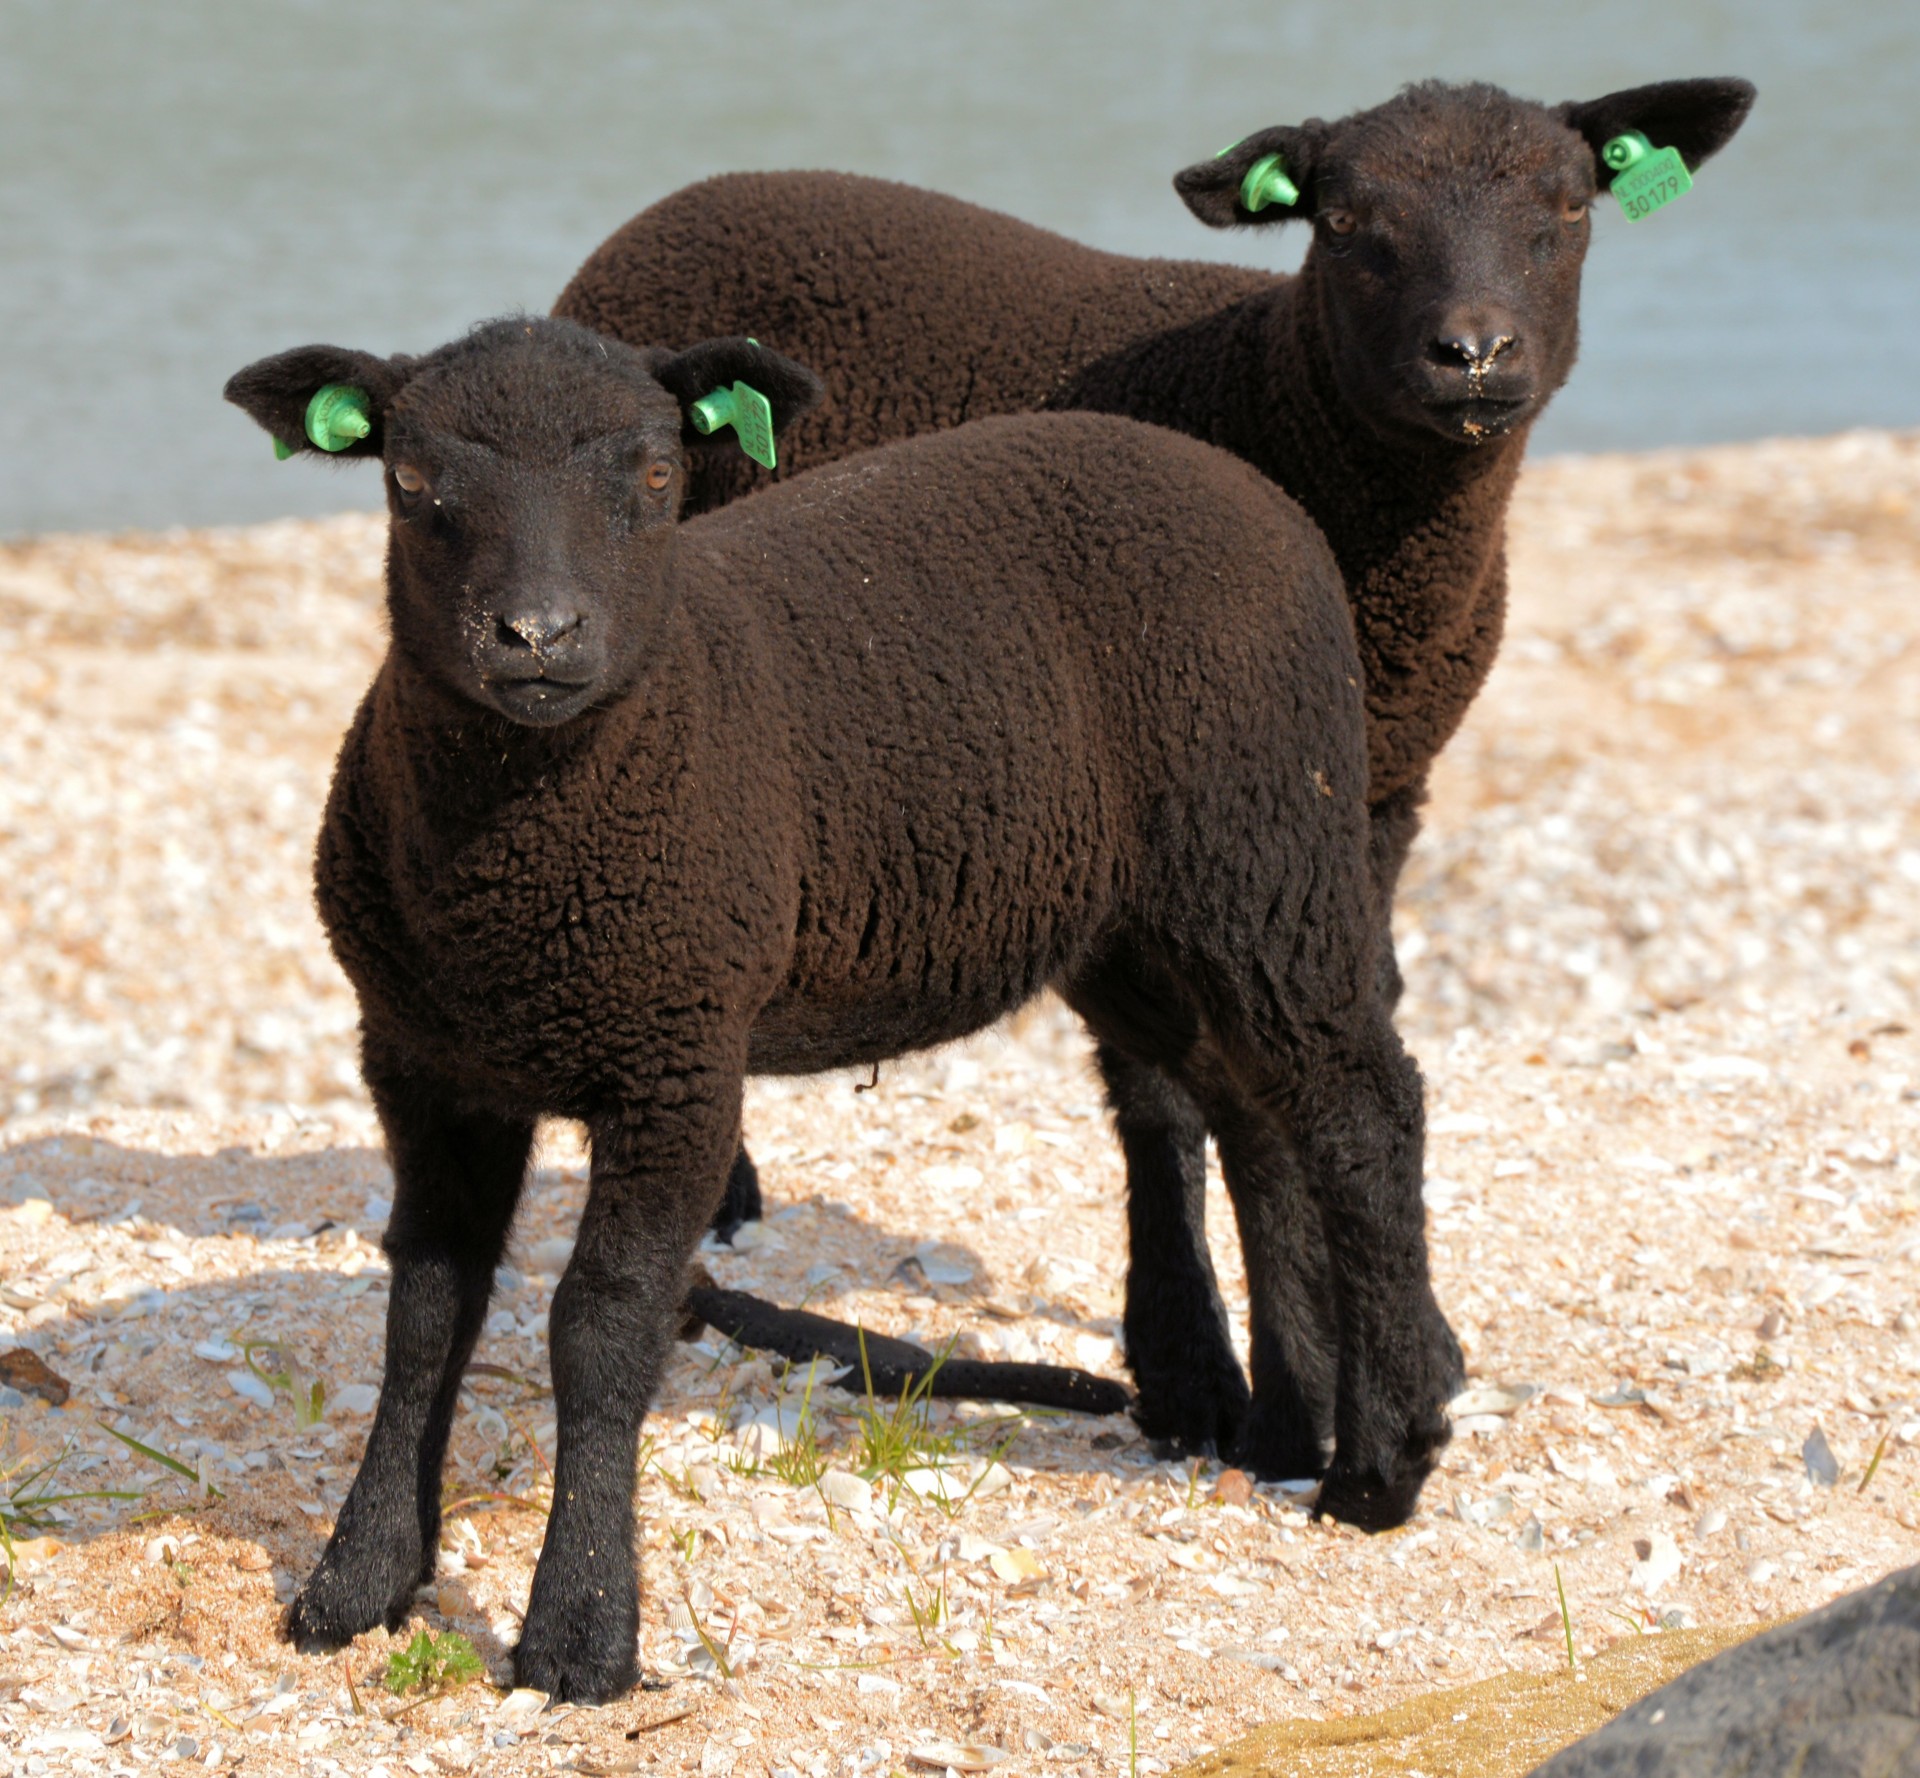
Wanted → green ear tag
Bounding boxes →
[688,381,778,469]
[1237,152,1299,215]
[1603,131,1693,224]
[303,383,373,452]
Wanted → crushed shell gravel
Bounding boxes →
[0,429,1915,1777]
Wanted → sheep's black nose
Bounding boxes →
[1430,328,1516,372]
[500,609,585,652]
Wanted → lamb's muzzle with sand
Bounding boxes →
[223,316,1453,1702]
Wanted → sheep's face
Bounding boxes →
[225,322,823,727]
[1176,77,1755,450]
[379,342,689,728]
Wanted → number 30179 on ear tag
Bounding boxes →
[689,381,779,468]
[1605,131,1693,223]
[727,383,777,468]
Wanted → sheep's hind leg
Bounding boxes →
[1094,1043,1248,1457]
[709,1146,763,1243]
[288,1077,531,1652]
[513,1077,740,1704]
[1190,1079,1339,1482]
[1226,1014,1455,1530]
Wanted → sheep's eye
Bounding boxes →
[1561,197,1589,224]
[644,461,673,492]
[392,464,427,496]
[1322,208,1358,237]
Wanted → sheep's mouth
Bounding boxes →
[487,670,594,689]
[1422,395,1531,440]
[483,672,600,726]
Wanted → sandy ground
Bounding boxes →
[0,429,1915,1777]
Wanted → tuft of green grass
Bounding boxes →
[1183,1458,1210,1511]
[1859,1431,1890,1493]
[767,1363,832,1492]
[0,1434,142,1585]
[0,1423,218,1600]
[683,1593,736,1680]
[98,1421,224,1500]
[850,1327,1028,1521]
[851,1326,957,1505]
[901,1570,952,1652]
[242,1339,326,1427]
[1553,1562,1578,1673]
[383,1629,484,1696]
[1128,1688,1139,1778]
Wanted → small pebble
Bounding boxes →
[816,1468,872,1514]
[906,1742,1007,1771]
[1802,1425,1840,1487]
[528,1237,574,1273]
[1211,1468,1254,1507]
[226,1369,275,1410]
[1629,1530,1683,1595]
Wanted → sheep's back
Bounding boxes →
[554,171,1274,513]
[681,412,1366,1059]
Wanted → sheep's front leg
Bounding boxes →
[513,1083,739,1703]
[290,1073,531,1651]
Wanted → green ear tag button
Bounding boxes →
[1604,131,1693,224]
[689,381,778,469]
[1237,152,1299,215]
[303,384,373,452]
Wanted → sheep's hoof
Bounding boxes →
[512,1628,639,1706]
[1230,1411,1332,1486]
[1129,1356,1248,1459]
[513,1578,640,1703]
[286,1557,419,1653]
[1314,1408,1450,1532]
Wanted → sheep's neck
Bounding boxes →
[1259,270,1524,802]
[369,654,617,843]
[1077,263,1527,806]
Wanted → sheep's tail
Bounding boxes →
[681,1281,1134,1418]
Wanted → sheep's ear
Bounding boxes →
[223,346,414,460]
[1561,78,1756,177]
[649,338,825,469]
[1174,125,1321,229]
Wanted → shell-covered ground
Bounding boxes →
[0,430,1915,1778]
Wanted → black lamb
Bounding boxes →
[555,75,1757,1467]
[225,317,1453,1702]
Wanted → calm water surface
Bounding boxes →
[2,0,1915,535]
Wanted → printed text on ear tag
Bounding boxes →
[689,382,778,469]
[305,384,373,452]
[1604,132,1692,224]
[1237,152,1299,214]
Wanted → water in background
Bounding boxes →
[2,0,1914,537]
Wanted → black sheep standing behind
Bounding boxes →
[556,76,1756,1472]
